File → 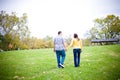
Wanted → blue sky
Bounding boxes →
[0,0,120,38]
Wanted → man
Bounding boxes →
[54,31,66,68]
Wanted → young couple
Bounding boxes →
[54,31,82,68]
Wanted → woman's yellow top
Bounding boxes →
[69,38,82,49]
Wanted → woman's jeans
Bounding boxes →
[55,50,66,68]
[73,49,81,67]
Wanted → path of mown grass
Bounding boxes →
[0,45,120,80]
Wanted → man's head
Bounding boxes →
[58,31,62,35]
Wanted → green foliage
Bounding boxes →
[82,38,91,46]
[43,36,54,48]
[0,11,55,50]
[0,11,19,35]
[0,11,30,50]
[87,14,120,39]
[0,45,120,80]
[64,35,72,45]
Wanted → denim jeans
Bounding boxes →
[55,50,66,68]
[73,49,81,67]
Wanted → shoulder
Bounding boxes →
[54,36,58,40]
[73,38,77,41]
[71,38,75,42]
[54,36,59,39]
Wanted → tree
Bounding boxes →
[64,35,72,46]
[43,35,54,48]
[87,14,120,40]
[0,11,30,50]
[94,14,120,39]
[16,13,30,49]
[0,11,19,35]
[28,37,47,49]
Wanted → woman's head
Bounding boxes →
[74,33,78,38]
[74,33,79,40]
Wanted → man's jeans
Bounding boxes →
[73,49,81,67]
[55,50,66,68]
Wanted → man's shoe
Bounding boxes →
[59,63,64,68]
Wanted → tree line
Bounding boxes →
[86,14,120,39]
[0,11,54,51]
[83,14,120,45]
[0,11,120,51]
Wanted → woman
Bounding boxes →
[68,33,82,67]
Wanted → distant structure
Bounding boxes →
[91,38,119,45]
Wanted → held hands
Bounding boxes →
[65,46,70,51]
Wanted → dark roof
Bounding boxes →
[91,38,119,43]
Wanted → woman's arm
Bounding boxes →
[80,39,82,49]
[68,39,73,48]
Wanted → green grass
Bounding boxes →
[0,45,120,80]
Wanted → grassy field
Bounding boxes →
[0,45,120,80]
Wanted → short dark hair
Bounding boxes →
[58,31,62,35]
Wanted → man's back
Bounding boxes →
[54,36,65,50]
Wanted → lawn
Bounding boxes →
[0,45,120,80]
